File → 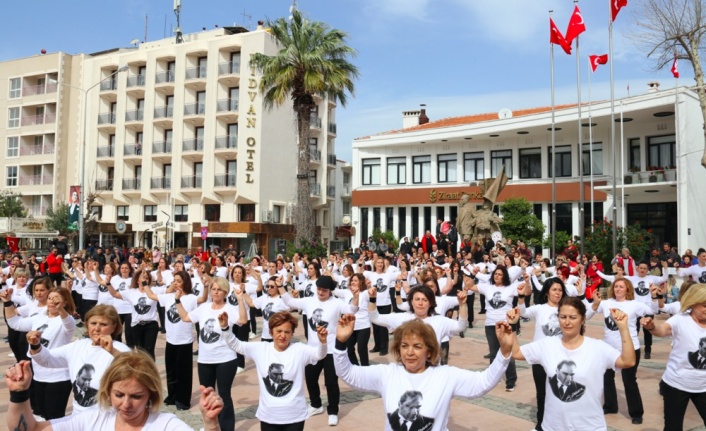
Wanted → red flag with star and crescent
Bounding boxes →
[611,0,628,22]
[589,54,609,72]
[6,236,19,253]
[672,57,680,78]
[565,5,586,46]
[550,18,572,55]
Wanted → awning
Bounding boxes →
[12,231,60,238]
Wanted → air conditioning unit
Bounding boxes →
[261,210,272,223]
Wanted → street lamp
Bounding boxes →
[77,65,128,251]
[161,210,171,254]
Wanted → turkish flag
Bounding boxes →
[589,54,609,72]
[6,236,19,253]
[611,0,628,22]
[550,18,572,55]
[565,6,586,46]
[671,57,680,78]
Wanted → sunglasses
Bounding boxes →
[267,284,277,288]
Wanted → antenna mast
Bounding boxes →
[174,0,183,44]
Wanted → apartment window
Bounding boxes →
[360,207,369,241]
[387,157,406,185]
[411,207,419,239]
[629,138,641,171]
[412,155,431,184]
[9,78,21,99]
[8,107,19,128]
[239,204,255,222]
[6,137,19,158]
[436,207,445,224]
[548,203,573,236]
[273,205,283,223]
[173,205,187,222]
[204,204,220,222]
[386,208,394,232]
[519,148,541,179]
[373,207,381,231]
[90,206,103,220]
[342,201,351,215]
[548,145,572,177]
[423,206,432,233]
[491,150,512,178]
[117,206,129,221]
[582,143,603,175]
[143,205,157,222]
[398,207,406,238]
[362,158,381,185]
[464,152,484,181]
[584,202,604,230]
[6,166,18,187]
[437,154,457,183]
[648,135,675,168]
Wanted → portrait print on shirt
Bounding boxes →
[167,303,181,323]
[308,308,329,332]
[134,297,150,315]
[338,279,348,290]
[193,283,201,296]
[36,323,50,347]
[604,314,619,331]
[488,291,507,309]
[375,278,388,293]
[700,271,706,283]
[387,390,434,431]
[262,302,274,321]
[98,283,108,293]
[303,282,315,297]
[688,337,706,370]
[262,363,294,397]
[118,281,127,291]
[634,281,649,297]
[549,360,586,402]
[541,313,562,337]
[73,364,98,407]
[227,292,239,306]
[200,318,220,344]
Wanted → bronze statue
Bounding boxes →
[458,165,508,245]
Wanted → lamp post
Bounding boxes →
[161,210,171,254]
[76,65,128,251]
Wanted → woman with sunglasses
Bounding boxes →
[241,276,291,343]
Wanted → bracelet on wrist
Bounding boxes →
[4,301,14,308]
[369,297,377,303]
[10,389,30,403]
[517,294,526,298]
[221,326,230,332]
[656,294,664,299]
[30,343,41,351]
[174,298,181,304]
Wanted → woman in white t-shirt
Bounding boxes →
[6,349,224,431]
[80,259,100,318]
[242,275,290,343]
[221,310,327,431]
[508,297,636,431]
[95,262,116,307]
[364,257,396,356]
[641,283,706,431]
[334,316,514,431]
[175,277,248,431]
[106,263,135,346]
[333,273,371,366]
[2,268,33,360]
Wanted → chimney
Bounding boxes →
[647,81,660,93]
[257,20,264,30]
[402,104,429,129]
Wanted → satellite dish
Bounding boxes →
[342,215,351,225]
[116,220,127,234]
[130,39,140,46]
[498,108,513,119]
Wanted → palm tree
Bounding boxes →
[250,10,359,244]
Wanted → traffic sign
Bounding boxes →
[201,227,208,240]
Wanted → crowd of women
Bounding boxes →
[1,243,705,431]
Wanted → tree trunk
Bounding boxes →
[294,104,315,244]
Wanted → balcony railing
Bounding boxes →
[184,102,206,116]
[100,80,118,91]
[342,184,351,197]
[23,83,57,96]
[97,112,116,124]
[122,178,141,190]
[214,174,236,187]
[153,106,173,119]
[185,66,207,80]
[310,149,321,162]
[310,182,321,196]
[310,115,322,129]
[152,141,172,154]
[20,144,55,156]
[181,175,203,188]
[328,123,337,134]
[18,174,53,186]
[96,146,114,158]
[218,61,240,75]
[215,135,237,150]
[126,75,146,87]
[155,71,175,84]
[125,109,144,122]
[95,179,114,191]
[327,154,337,165]
[182,138,204,152]
[216,99,239,112]
[21,113,56,126]
[327,186,336,197]
[124,144,143,156]
[29,206,48,217]
[150,177,171,189]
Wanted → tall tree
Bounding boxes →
[499,197,545,248]
[0,191,27,218]
[630,0,706,168]
[250,10,359,243]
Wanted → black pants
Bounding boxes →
[305,354,339,415]
[466,293,475,326]
[372,305,391,354]
[260,421,305,431]
[157,303,166,330]
[71,291,82,318]
[81,299,97,321]
[638,319,653,353]
[249,306,258,334]
[165,342,193,407]
[7,326,29,362]
[198,359,238,431]
[119,313,135,347]
[660,380,706,431]
[48,273,63,287]
[31,379,71,420]
[346,327,371,366]
[131,321,159,359]
[235,323,249,369]
[302,314,308,340]
[603,348,643,418]
[479,294,486,313]
[532,364,547,430]
[440,340,450,365]
[484,325,516,388]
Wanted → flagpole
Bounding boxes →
[588,59,594,231]
[609,2,618,256]
[574,0,584,255]
[620,100,625,228]
[550,10,557,263]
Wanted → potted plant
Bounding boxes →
[664,165,676,181]
[654,167,665,182]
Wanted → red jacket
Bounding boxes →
[45,252,64,274]
[420,235,436,254]
[617,256,636,276]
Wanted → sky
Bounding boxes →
[0,0,688,163]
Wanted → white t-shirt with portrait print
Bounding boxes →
[252,295,290,340]
[190,273,204,298]
[97,274,113,306]
[662,312,706,392]
[188,302,243,364]
[369,311,466,347]
[49,409,193,431]
[81,274,99,301]
[121,287,166,326]
[333,274,350,291]
[677,264,706,283]
[363,271,396,307]
[333,289,371,330]
[109,277,133,314]
[158,292,198,345]
[478,283,519,326]
[521,336,620,431]
[296,277,318,299]
[222,330,325,424]
[593,299,655,350]
[520,303,562,341]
